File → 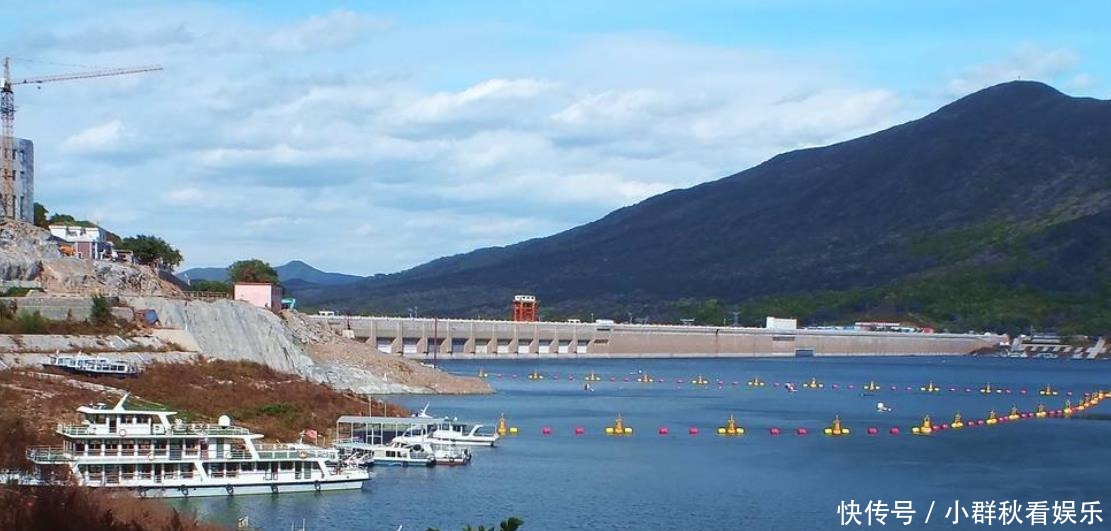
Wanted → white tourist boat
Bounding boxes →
[408,405,499,447]
[25,394,369,497]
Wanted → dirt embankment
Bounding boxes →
[282,310,493,394]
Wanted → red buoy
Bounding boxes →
[889,427,900,435]
[769,427,781,436]
[867,426,878,435]
[796,427,809,436]
[658,426,670,435]
[689,426,699,436]
[574,426,585,435]
[541,426,552,435]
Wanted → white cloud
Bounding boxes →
[946,45,1082,95]
[60,120,125,153]
[266,10,388,53]
[13,5,1000,275]
[164,187,204,205]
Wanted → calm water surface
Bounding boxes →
[179,357,1111,530]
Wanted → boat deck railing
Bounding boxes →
[28,444,336,463]
[57,423,253,437]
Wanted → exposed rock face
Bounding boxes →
[125,297,314,374]
[0,221,181,296]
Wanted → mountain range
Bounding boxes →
[180,260,363,288]
[287,82,1110,334]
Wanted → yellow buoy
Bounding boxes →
[920,380,940,393]
[823,415,850,436]
[477,368,488,378]
[803,377,823,389]
[1064,399,1074,417]
[747,377,766,388]
[1007,405,1020,422]
[605,414,633,436]
[1035,404,1047,419]
[636,373,654,384]
[584,371,602,382]
[950,412,964,430]
[496,413,518,436]
[528,369,544,380]
[716,414,745,436]
[985,409,998,425]
[980,383,993,394]
[911,415,934,435]
[1038,384,1058,396]
[863,380,880,392]
[691,375,709,385]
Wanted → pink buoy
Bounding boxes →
[623,377,630,382]
[867,426,878,435]
[1019,389,1027,395]
[552,375,560,380]
[732,381,739,386]
[769,427,781,436]
[689,426,699,436]
[568,376,575,381]
[905,386,913,391]
[676,378,684,384]
[832,384,840,390]
[574,426,585,435]
[541,426,552,435]
[890,385,898,391]
[889,427,900,435]
[796,427,809,436]
[847,384,855,390]
[658,426,670,435]
[1005,389,1012,394]
[949,387,957,392]
[965,387,972,392]
[609,376,616,382]
[716,380,724,386]
[938,424,948,430]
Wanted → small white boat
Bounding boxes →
[876,402,893,413]
[369,442,434,467]
[44,352,140,378]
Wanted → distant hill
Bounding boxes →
[180,260,364,287]
[295,81,1111,334]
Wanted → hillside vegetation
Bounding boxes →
[294,81,1111,335]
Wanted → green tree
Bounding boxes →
[188,279,232,293]
[228,259,280,284]
[117,234,183,268]
[33,203,48,228]
[90,295,113,326]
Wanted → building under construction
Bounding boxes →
[0,137,32,222]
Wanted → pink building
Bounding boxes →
[233,282,282,312]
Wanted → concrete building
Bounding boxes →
[1,138,34,223]
[234,282,282,312]
[48,224,111,260]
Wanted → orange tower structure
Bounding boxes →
[512,294,538,322]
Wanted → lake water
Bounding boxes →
[179,357,1111,530]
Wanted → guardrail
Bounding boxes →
[182,291,231,300]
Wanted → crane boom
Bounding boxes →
[11,65,163,86]
[1,57,161,220]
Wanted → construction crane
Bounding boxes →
[1,57,162,220]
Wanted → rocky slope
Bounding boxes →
[0,221,180,296]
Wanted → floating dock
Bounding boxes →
[310,316,1003,359]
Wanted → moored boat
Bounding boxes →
[24,394,368,497]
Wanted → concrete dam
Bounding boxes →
[309,316,1004,359]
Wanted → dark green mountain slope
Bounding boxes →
[296,82,1111,334]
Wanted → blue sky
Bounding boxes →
[2,1,1108,274]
